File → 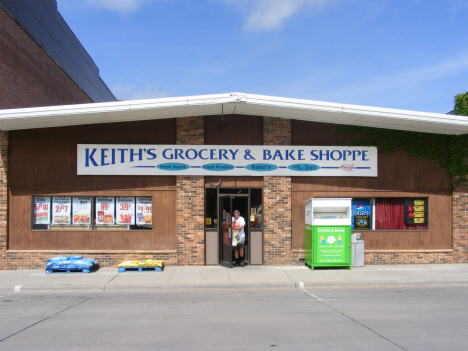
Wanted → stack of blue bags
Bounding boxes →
[45,256,97,273]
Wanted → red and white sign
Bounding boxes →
[33,196,51,225]
[96,197,115,225]
[116,197,135,225]
[136,197,152,225]
[52,196,71,225]
[72,197,92,225]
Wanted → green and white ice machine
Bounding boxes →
[304,198,352,270]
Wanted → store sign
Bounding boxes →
[72,197,92,225]
[33,196,51,225]
[116,197,135,225]
[95,197,115,225]
[136,197,152,225]
[52,196,71,225]
[77,145,377,177]
[352,200,371,230]
[404,198,427,224]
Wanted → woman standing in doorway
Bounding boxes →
[232,210,246,267]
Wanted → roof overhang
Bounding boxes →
[0,92,467,135]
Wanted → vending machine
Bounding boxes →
[304,198,352,270]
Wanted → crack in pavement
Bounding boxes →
[0,293,101,344]
[301,288,408,351]
[102,273,120,292]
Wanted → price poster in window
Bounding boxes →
[136,197,152,225]
[405,198,427,224]
[351,200,371,230]
[52,196,71,225]
[96,197,115,225]
[33,196,51,224]
[116,197,135,225]
[72,197,92,225]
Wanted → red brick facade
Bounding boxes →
[263,117,293,265]
[6,250,176,270]
[0,132,7,269]
[263,117,291,146]
[1,6,97,270]
[176,117,205,265]
[263,176,292,265]
[365,250,452,264]
[0,6,93,109]
[452,181,468,263]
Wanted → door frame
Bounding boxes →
[204,187,264,266]
[218,194,250,268]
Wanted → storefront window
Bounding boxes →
[375,198,427,230]
[32,196,152,230]
[351,198,427,230]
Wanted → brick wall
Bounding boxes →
[0,6,93,109]
[0,132,7,269]
[0,7,98,270]
[452,181,468,263]
[263,117,293,265]
[6,251,176,270]
[263,116,291,145]
[176,117,205,265]
[365,250,452,264]
[263,176,292,265]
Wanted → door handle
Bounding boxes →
[228,228,231,238]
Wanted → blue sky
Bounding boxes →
[57,0,468,113]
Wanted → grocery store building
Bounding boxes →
[1,92,468,269]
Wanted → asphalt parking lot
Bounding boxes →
[1,284,467,350]
[1,264,468,350]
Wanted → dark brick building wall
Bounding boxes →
[0,4,98,268]
[0,5,93,109]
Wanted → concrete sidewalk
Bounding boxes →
[1,264,468,293]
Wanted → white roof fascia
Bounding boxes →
[0,92,467,135]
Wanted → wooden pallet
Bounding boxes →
[46,267,93,274]
[118,266,164,272]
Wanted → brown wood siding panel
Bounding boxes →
[204,177,263,188]
[9,119,177,250]
[291,149,451,193]
[292,120,356,146]
[292,191,451,251]
[291,120,452,251]
[204,115,263,145]
[9,119,176,190]
[9,188,176,250]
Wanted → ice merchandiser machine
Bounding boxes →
[304,198,352,270]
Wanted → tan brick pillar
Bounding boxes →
[176,117,205,265]
[263,117,292,265]
[453,181,468,263]
[0,131,8,269]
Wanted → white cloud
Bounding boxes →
[85,0,150,15]
[112,83,170,101]
[347,53,468,98]
[298,52,468,112]
[224,0,331,32]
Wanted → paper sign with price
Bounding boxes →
[52,196,71,225]
[33,196,51,225]
[136,197,152,225]
[116,197,135,225]
[72,197,92,225]
[96,197,115,225]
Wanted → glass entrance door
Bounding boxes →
[219,195,233,267]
